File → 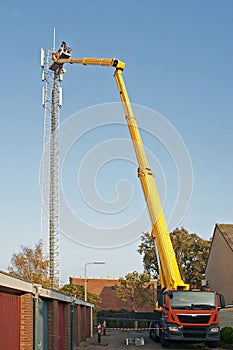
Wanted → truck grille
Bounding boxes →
[177,314,211,324]
[183,326,207,339]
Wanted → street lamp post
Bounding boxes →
[84,261,105,302]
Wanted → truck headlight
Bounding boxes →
[210,327,219,333]
[168,326,180,333]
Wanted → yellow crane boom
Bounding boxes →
[51,45,189,291]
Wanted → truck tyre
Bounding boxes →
[154,322,160,342]
[206,341,219,348]
[160,332,169,347]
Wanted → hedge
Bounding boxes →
[221,327,233,344]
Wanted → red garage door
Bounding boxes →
[0,291,20,349]
[58,302,65,350]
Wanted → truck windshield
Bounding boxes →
[169,291,216,310]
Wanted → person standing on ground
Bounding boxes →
[102,320,107,335]
[97,323,102,343]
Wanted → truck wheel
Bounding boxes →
[154,322,160,343]
[206,341,219,348]
[160,332,169,347]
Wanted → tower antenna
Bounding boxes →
[40,39,70,288]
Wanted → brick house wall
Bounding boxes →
[64,303,71,350]
[74,305,80,347]
[70,277,157,312]
[205,224,233,305]
[20,293,33,350]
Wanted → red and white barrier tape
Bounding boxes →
[106,327,163,331]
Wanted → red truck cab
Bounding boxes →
[152,290,225,348]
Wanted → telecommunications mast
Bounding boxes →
[40,38,70,288]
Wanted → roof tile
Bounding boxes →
[216,223,233,251]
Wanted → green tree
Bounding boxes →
[170,228,211,287]
[8,241,50,287]
[114,271,154,312]
[138,228,211,288]
[59,284,101,308]
[137,232,158,279]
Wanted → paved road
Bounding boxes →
[76,330,223,350]
[76,309,233,350]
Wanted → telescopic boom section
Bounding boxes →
[52,51,189,291]
[51,55,125,70]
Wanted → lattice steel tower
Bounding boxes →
[40,41,71,288]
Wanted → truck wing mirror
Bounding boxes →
[167,291,173,299]
[217,294,225,309]
[157,293,163,307]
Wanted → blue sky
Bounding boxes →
[0,1,232,284]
